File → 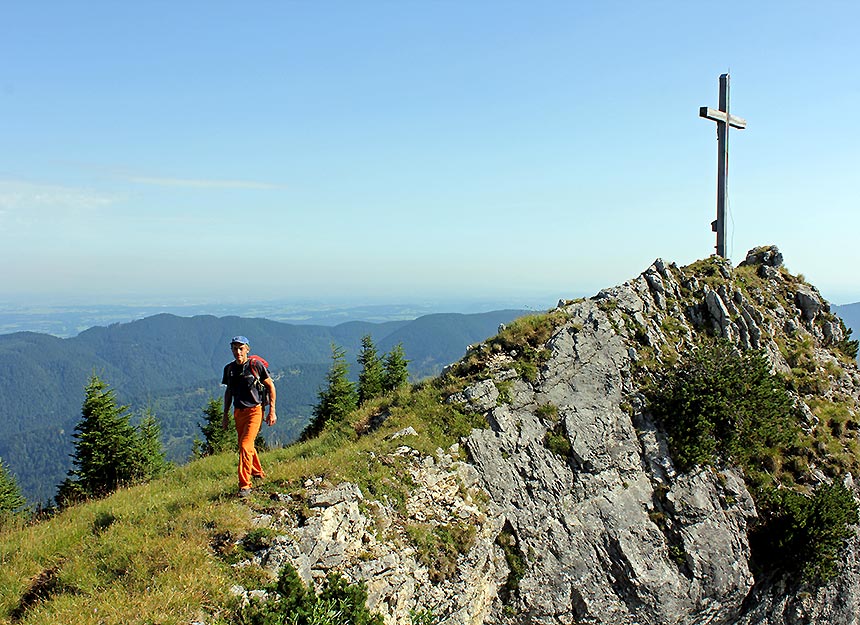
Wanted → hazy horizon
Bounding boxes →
[0,294,558,338]
[4,280,859,341]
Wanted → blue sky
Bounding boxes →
[2,1,858,309]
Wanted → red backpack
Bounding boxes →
[248,355,271,407]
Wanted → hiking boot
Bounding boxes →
[238,487,252,498]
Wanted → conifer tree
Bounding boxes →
[135,408,170,479]
[193,398,238,457]
[301,344,357,440]
[357,334,385,405]
[0,457,26,519]
[382,343,410,393]
[57,375,161,506]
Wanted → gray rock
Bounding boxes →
[740,245,784,268]
[309,482,363,508]
[464,379,501,413]
[705,287,733,339]
[389,426,418,440]
[796,285,823,322]
[464,296,758,624]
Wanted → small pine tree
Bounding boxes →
[647,339,796,472]
[753,481,859,584]
[382,343,410,393]
[357,334,385,405]
[836,321,859,361]
[301,344,357,440]
[193,398,237,457]
[0,457,26,519]
[135,408,170,479]
[238,563,384,625]
[57,375,163,506]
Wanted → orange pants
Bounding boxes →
[234,405,265,489]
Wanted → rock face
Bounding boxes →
[462,275,758,624]
[238,246,860,625]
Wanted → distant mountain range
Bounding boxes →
[834,302,860,342]
[0,299,552,337]
[0,309,527,504]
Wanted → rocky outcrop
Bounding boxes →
[234,444,509,624]
[461,290,758,624]
[232,246,860,625]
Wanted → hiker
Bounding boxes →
[221,335,277,497]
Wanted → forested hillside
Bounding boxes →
[0,309,525,504]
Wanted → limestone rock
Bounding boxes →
[465,295,758,624]
[247,447,508,624]
[796,284,823,322]
[740,245,784,268]
[447,378,499,413]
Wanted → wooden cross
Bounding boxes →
[700,73,747,258]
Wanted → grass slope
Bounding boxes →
[0,381,477,625]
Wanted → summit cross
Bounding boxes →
[700,73,747,259]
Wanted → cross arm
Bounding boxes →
[699,106,747,129]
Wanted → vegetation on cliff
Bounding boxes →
[637,254,860,584]
[646,338,858,583]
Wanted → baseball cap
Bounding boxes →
[231,336,250,346]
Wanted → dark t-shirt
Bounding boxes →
[222,360,270,409]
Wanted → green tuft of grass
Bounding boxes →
[406,521,477,583]
[495,524,526,605]
[449,310,569,385]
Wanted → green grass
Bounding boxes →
[495,525,526,606]
[406,521,476,583]
[544,425,572,459]
[680,257,732,291]
[534,403,558,422]
[450,309,569,385]
[0,452,247,624]
[0,380,486,625]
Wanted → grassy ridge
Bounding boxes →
[0,382,476,625]
[1,452,244,624]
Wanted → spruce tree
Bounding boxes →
[135,408,170,479]
[382,343,410,393]
[57,375,155,506]
[357,334,385,405]
[193,398,238,457]
[0,458,26,519]
[301,344,357,440]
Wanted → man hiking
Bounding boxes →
[221,335,277,497]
